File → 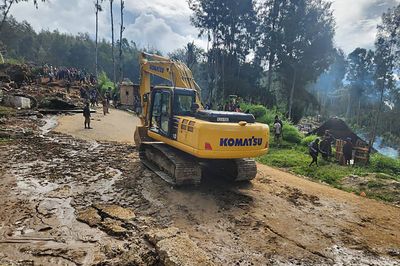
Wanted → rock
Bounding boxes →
[0,74,11,83]
[46,185,72,198]
[146,228,214,266]
[101,218,127,236]
[39,97,76,110]
[0,63,33,85]
[157,235,214,266]
[76,207,102,227]
[146,227,181,245]
[94,204,135,221]
[3,95,31,109]
[360,191,366,197]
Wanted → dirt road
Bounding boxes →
[55,108,139,143]
[0,113,399,265]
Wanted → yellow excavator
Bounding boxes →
[134,52,269,185]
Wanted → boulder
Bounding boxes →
[39,97,76,110]
[3,95,31,109]
[146,227,214,266]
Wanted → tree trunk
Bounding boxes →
[110,0,116,87]
[118,0,124,82]
[288,67,296,121]
[95,0,99,78]
[0,0,15,33]
[265,0,280,107]
[368,85,385,154]
[357,98,361,125]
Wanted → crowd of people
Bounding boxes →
[42,65,96,85]
[308,131,353,167]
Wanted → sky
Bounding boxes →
[9,0,400,54]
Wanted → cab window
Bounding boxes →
[174,92,195,116]
[150,91,171,135]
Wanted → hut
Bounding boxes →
[119,80,139,108]
[309,117,372,164]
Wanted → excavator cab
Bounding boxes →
[149,87,197,138]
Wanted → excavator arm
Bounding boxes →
[139,52,202,125]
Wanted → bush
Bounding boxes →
[282,123,302,144]
[370,154,400,179]
[98,71,116,95]
[245,104,267,119]
[301,135,318,147]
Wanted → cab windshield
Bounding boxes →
[174,91,195,116]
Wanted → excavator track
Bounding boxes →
[203,158,257,182]
[139,143,202,186]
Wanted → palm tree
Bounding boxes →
[119,0,125,82]
[95,0,103,78]
[110,0,116,87]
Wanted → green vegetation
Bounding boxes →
[257,146,369,186]
[0,138,11,143]
[257,132,400,202]
[301,135,318,147]
[0,106,16,117]
[97,71,116,94]
[369,154,400,181]
[282,123,303,144]
[242,103,303,144]
[248,108,400,203]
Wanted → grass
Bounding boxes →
[258,145,369,186]
[0,106,16,117]
[257,134,400,204]
[0,138,12,144]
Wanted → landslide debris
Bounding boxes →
[146,227,215,266]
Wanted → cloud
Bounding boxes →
[331,0,400,53]
[124,13,190,52]
[8,0,400,55]
[9,0,203,53]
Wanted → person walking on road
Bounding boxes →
[83,102,92,129]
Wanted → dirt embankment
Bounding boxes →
[0,115,399,265]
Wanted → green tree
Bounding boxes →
[279,0,335,122]
[189,0,258,102]
[0,0,44,32]
[346,48,375,121]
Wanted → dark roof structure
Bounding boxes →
[309,117,369,146]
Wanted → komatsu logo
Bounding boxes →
[150,65,164,73]
[220,136,263,147]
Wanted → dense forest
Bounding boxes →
[0,1,399,148]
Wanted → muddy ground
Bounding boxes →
[0,114,399,265]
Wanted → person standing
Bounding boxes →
[273,120,282,145]
[83,102,92,129]
[343,138,353,165]
[102,98,108,115]
[105,88,112,113]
